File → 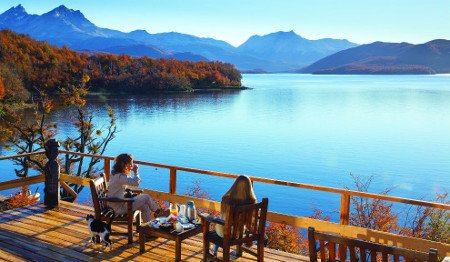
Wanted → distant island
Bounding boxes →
[240,69,270,74]
[0,30,242,103]
[298,40,450,75]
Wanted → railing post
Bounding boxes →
[170,168,177,194]
[338,193,351,261]
[104,158,111,182]
[339,193,350,225]
[44,139,60,208]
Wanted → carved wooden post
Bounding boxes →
[44,139,60,208]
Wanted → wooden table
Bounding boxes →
[139,223,202,261]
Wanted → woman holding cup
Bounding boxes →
[108,153,158,223]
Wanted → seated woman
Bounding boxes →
[214,175,257,254]
[108,153,158,223]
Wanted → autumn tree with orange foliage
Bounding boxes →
[0,93,56,177]
[0,29,242,102]
[0,71,117,202]
[0,78,5,100]
[348,174,449,244]
[265,222,303,254]
[183,180,220,217]
[0,64,29,103]
[347,174,399,232]
[266,208,330,255]
[1,186,38,211]
[399,192,449,243]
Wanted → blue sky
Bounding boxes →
[1,0,449,46]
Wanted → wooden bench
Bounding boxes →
[308,227,438,262]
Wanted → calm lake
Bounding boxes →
[1,74,450,219]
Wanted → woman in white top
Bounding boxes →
[108,153,158,222]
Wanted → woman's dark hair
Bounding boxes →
[112,153,133,175]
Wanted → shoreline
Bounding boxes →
[1,86,251,110]
[87,86,251,96]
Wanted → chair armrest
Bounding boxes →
[199,213,225,226]
[129,188,144,194]
[99,197,134,203]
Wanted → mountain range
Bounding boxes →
[0,5,357,72]
[300,40,450,74]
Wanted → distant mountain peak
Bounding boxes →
[129,29,150,36]
[13,4,26,12]
[45,5,83,18]
[4,4,27,16]
[0,4,29,23]
[272,30,300,37]
[54,5,75,13]
[281,30,296,34]
[130,29,149,34]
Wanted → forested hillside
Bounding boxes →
[0,30,242,102]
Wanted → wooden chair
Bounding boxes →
[308,227,438,262]
[89,173,142,244]
[200,198,269,262]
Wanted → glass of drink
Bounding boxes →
[169,203,178,216]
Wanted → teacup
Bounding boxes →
[174,222,184,232]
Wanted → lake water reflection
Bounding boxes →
[1,74,450,218]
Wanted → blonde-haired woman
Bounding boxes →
[213,175,257,255]
[108,153,158,222]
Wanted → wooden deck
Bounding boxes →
[0,201,308,262]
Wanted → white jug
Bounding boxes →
[179,204,186,218]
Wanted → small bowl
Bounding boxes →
[160,222,173,230]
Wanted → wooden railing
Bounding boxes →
[0,150,449,256]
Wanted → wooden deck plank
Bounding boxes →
[0,247,29,262]
[0,210,91,243]
[0,240,54,262]
[0,234,78,262]
[0,220,90,261]
[1,210,89,239]
[0,202,308,262]
[0,220,98,256]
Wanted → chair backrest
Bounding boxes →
[89,173,109,219]
[308,227,438,262]
[223,198,269,244]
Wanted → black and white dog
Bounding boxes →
[86,209,115,250]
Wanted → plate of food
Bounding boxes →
[160,222,173,230]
